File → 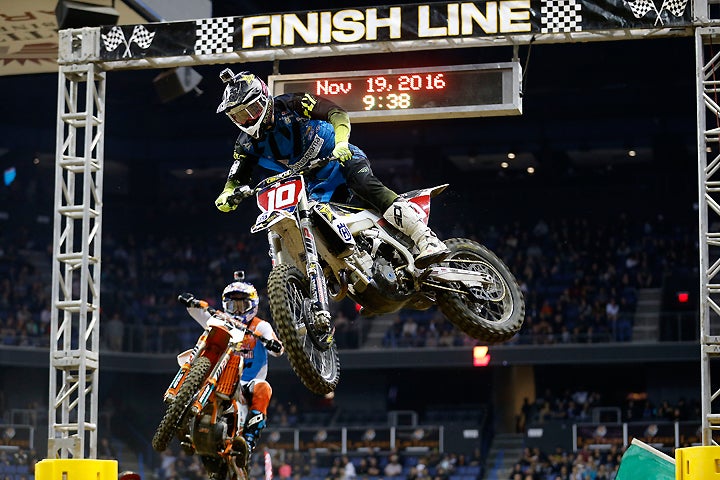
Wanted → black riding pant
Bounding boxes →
[338,154,398,213]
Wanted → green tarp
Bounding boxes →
[617,439,676,480]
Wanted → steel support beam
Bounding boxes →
[48,55,105,459]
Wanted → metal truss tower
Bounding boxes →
[49,29,106,459]
[697,23,720,446]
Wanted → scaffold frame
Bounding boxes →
[49,0,716,459]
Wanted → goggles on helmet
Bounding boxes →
[226,100,266,128]
[223,294,255,316]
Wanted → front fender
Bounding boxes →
[176,348,193,367]
[251,209,297,233]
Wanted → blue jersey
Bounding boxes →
[230,93,362,202]
[238,316,277,382]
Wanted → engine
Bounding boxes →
[192,413,229,456]
[372,256,401,297]
[347,234,414,314]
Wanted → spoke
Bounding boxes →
[289,279,327,377]
[447,252,511,324]
[284,273,336,383]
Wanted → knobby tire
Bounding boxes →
[437,238,525,343]
[268,263,340,395]
[152,356,212,452]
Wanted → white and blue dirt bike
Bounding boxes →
[230,157,525,395]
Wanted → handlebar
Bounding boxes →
[177,293,281,352]
[228,155,335,206]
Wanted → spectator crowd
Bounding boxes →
[0,206,698,352]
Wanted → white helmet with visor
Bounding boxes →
[217,68,273,139]
[222,281,259,323]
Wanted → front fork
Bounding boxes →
[191,344,240,415]
[267,198,332,331]
[297,205,332,326]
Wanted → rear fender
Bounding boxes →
[399,184,449,223]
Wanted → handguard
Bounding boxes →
[229,185,253,206]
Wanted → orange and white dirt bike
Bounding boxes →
[151,295,275,480]
[228,156,526,396]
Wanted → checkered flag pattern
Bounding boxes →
[130,25,155,49]
[101,26,125,52]
[661,0,688,16]
[195,17,234,55]
[541,0,582,33]
[628,0,657,17]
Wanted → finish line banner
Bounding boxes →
[97,0,692,62]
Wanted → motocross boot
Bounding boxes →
[243,409,266,452]
[231,436,250,468]
[383,199,450,269]
[232,410,266,467]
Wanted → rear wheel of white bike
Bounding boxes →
[437,238,525,344]
[268,264,340,395]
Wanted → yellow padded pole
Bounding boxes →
[676,446,720,479]
[35,459,118,480]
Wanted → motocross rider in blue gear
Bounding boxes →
[213,68,449,269]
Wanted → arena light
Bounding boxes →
[473,346,490,367]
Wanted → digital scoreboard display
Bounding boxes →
[269,62,522,123]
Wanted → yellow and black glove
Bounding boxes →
[329,108,352,164]
[333,141,351,163]
[215,179,241,212]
